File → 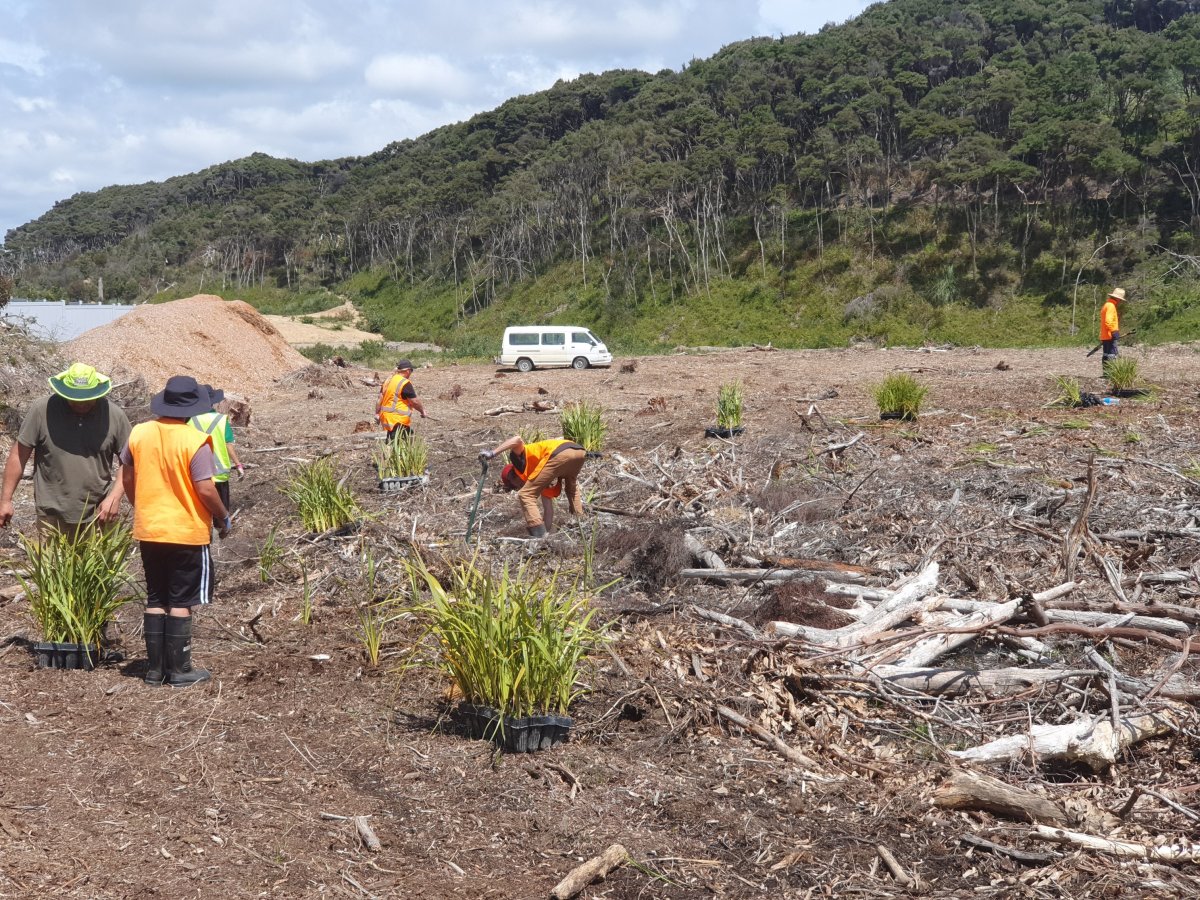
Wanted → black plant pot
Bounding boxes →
[32,641,99,671]
[704,425,745,439]
[378,474,429,492]
[454,703,573,752]
[1108,388,1150,399]
[880,411,917,421]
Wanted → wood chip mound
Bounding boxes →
[67,295,310,398]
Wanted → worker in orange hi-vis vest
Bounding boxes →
[480,436,587,538]
[375,358,427,441]
[1100,287,1124,374]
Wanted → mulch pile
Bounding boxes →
[67,294,309,397]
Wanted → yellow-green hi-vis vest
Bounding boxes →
[189,412,231,482]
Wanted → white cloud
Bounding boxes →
[15,96,54,113]
[0,37,45,76]
[365,53,474,102]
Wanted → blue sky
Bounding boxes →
[0,0,875,239]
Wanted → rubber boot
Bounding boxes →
[143,613,166,686]
[527,524,547,538]
[165,615,211,688]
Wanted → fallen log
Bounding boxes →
[680,567,865,585]
[771,564,939,646]
[1043,608,1191,637]
[957,833,1060,865]
[551,843,629,900]
[758,556,880,576]
[933,770,1069,825]
[692,606,762,640]
[888,599,1021,668]
[1030,824,1200,862]
[683,532,726,570]
[866,665,1095,698]
[949,710,1178,771]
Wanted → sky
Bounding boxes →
[0,0,876,241]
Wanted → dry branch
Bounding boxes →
[550,843,628,900]
[949,710,1178,771]
[1030,825,1200,862]
[932,771,1069,824]
[715,705,825,773]
[353,816,382,852]
[867,665,1095,698]
[680,567,865,585]
[888,599,1020,668]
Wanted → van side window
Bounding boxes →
[509,332,539,346]
[541,332,565,346]
[571,332,595,345]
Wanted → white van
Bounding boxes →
[499,326,613,372]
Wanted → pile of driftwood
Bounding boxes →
[587,417,1200,883]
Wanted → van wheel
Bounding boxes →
[516,358,534,373]
[571,357,589,370]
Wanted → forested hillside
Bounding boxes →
[6,0,1200,349]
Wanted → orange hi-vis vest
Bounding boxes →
[378,373,412,430]
[128,419,214,545]
[1100,299,1120,341]
[513,439,581,497]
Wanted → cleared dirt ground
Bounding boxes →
[0,342,1198,898]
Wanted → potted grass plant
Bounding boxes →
[873,373,927,421]
[402,556,607,753]
[560,401,607,455]
[16,523,138,670]
[281,457,362,533]
[373,433,429,491]
[706,380,745,438]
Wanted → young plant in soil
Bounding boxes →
[17,523,137,648]
[716,380,744,431]
[373,433,428,479]
[560,401,607,452]
[1105,357,1142,391]
[873,373,927,419]
[1050,375,1082,408]
[401,556,607,726]
[281,457,361,532]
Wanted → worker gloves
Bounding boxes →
[479,450,495,464]
[218,515,232,539]
[235,464,245,480]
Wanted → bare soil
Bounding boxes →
[1,342,1199,898]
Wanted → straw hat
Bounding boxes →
[1108,287,1126,301]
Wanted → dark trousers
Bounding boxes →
[1101,337,1118,375]
[386,424,411,442]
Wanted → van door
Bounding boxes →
[541,330,568,366]
[570,330,597,366]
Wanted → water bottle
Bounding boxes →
[1101,397,1119,405]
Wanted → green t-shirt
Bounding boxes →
[16,395,132,525]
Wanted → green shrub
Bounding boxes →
[17,523,138,646]
[281,458,361,532]
[560,401,607,452]
[373,433,429,479]
[873,373,928,418]
[716,380,744,430]
[401,556,606,721]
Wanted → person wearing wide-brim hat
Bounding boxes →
[121,375,230,688]
[1100,287,1126,375]
[0,362,131,534]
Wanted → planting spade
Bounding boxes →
[464,457,488,544]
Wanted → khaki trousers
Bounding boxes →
[517,447,586,529]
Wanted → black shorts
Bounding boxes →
[140,541,214,609]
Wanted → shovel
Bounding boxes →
[464,457,488,544]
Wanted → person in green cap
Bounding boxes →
[0,362,131,534]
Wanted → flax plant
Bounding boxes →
[17,523,137,647]
[559,401,607,452]
[373,434,429,479]
[281,457,361,532]
[716,380,744,431]
[873,373,927,419]
[1105,357,1141,391]
[1050,375,1082,408]
[401,556,606,723]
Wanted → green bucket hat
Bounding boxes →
[48,363,113,402]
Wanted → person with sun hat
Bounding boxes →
[0,362,131,534]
